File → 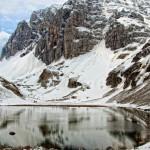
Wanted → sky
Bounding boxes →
[0,0,67,51]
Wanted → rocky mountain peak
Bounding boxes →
[1,0,150,64]
[30,5,60,30]
[1,20,33,58]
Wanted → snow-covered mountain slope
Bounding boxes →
[0,41,114,102]
[0,0,150,107]
[0,50,45,80]
[11,41,119,102]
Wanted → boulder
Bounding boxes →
[117,53,129,59]
[68,78,82,88]
[106,71,122,88]
[9,132,16,136]
[38,69,60,88]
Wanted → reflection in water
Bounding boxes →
[0,106,149,150]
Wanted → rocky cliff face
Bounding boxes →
[2,0,150,63]
[1,21,37,59]
[33,0,105,64]
[106,39,150,106]
[1,0,105,64]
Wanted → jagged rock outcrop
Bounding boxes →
[1,0,105,64]
[106,71,122,88]
[1,21,37,59]
[133,40,150,62]
[105,22,132,50]
[108,80,150,106]
[30,6,60,31]
[68,77,82,88]
[33,6,67,65]
[0,77,23,97]
[38,68,63,88]
[34,0,103,64]
[106,40,150,90]
[105,21,150,51]
[2,0,150,63]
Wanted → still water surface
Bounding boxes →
[0,106,149,150]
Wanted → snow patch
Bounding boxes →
[0,50,45,80]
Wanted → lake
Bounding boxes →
[0,106,149,150]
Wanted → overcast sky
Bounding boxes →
[0,0,67,51]
[0,0,67,32]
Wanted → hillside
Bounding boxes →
[0,0,150,108]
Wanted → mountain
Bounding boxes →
[0,0,150,108]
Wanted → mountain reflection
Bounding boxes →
[0,106,149,150]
